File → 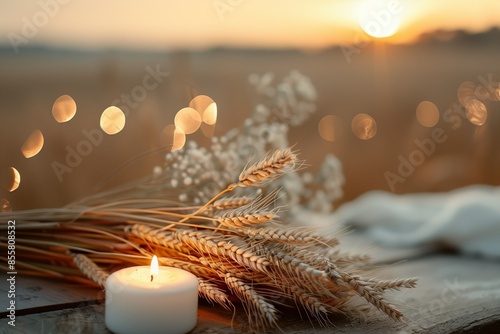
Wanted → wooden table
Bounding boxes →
[2,233,500,333]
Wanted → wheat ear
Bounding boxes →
[127,224,186,253]
[224,273,279,331]
[334,271,405,321]
[71,253,109,287]
[242,225,327,244]
[174,230,270,272]
[197,278,233,310]
[175,148,296,226]
[367,277,419,291]
[213,195,255,210]
[237,147,299,187]
[216,211,277,228]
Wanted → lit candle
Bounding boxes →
[105,256,198,334]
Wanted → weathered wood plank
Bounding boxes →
[1,254,499,333]
[0,275,102,315]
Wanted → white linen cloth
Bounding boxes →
[333,185,500,258]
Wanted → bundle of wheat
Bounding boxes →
[0,72,416,332]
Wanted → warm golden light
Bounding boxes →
[189,95,217,125]
[465,99,487,126]
[21,129,44,158]
[172,127,187,151]
[318,115,339,142]
[150,255,159,276]
[101,106,126,135]
[202,103,217,125]
[416,101,440,127]
[1,167,21,193]
[457,81,475,106]
[52,94,77,123]
[357,0,403,38]
[161,124,186,152]
[9,167,21,192]
[352,113,377,140]
[174,107,201,134]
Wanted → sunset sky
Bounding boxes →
[1,0,499,50]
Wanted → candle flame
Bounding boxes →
[150,255,159,279]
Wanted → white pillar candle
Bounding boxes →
[105,256,198,334]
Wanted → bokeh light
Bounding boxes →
[416,101,440,127]
[479,75,500,101]
[21,129,44,158]
[100,106,126,135]
[465,99,487,126]
[52,94,77,123]
[318,115,341,142]
[174,107,201,134]
[0,198,12,212]
[474,85,490,101]
[161,124,186,152]
[172,127,186,152]
[202,103,217,125]
[457,81,475,106]
[189,95,217,125]
[9,167,21,192]
[351,113,377,140]
[1,167,21,192]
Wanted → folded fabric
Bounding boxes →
[333,185,500,259]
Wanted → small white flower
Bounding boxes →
[184,177,193,186]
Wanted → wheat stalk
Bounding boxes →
[213,195,255,210]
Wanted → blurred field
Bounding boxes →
[1,32,500,210]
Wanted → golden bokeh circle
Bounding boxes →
[416,101,440,127]
[9,167,21,192]
[318,115,340,142]
[457,81,475,107]
[21,129,44,158]
[465,99,487,126]
[189,95,217,125]
[161,124,186,152]
[1,167,21,193]
[202,103,217,125]
[100,106,126,135]
[351,113,377,140]
[174,107,201,134]
[52,95,77,123]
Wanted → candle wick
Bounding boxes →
[151,274,153,282]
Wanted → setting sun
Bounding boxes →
[357,0,404,38]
